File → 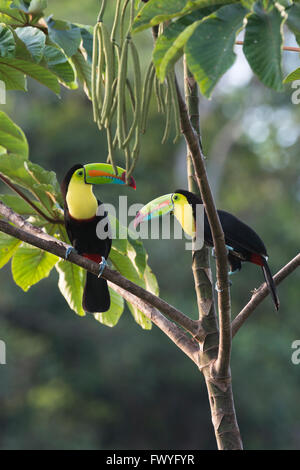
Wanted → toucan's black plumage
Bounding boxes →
[176,189,280,310]
[61,164,111,313]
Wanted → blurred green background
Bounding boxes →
[0,0,299,450]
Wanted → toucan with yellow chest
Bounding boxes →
[61,163,136,313]
[134,189,279,310]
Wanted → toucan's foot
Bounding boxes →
[228,268,239,276]
[98,256,107,278]
[212,245,233,259]
[215,280,232,293]
[65,246,77,260]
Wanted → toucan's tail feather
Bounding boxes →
[83,271,110,313]
[262,258,279,311]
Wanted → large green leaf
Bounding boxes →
[71,50,91,99]
[76,24,93,63]
[94,287,124,327]
[47,17,81,57]
[28,0,48,15]
[12,244,58,291]
[0,193,44,215]
[127,301,152,330]
[55,258,85,317]
[243,4,285,91]
[0,62,26,90]
[109,246,151,329]
[132,0,238,33]
[15,26,46,62]
[0,1,25,25]
[0,231,21,268]
[0,23,16,58]
[0,153,62,211]
[283,67,300,84]
[0,57,60,94]
[153,11,211,81]
[0,111,28,157]
[43,45,76,88]
[185,4,247,97]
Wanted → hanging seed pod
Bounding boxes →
[162,85,171,144]
[92,23,100,124]
[122,41,142,148]
[167,71,181,143]
[99,22,115,126]
[116,37,129,148]
[141,62,156,134]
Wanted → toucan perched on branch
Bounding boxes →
[134,189,279,310]
[61,163,136,313]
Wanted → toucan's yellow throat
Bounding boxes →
[66,176,98,220]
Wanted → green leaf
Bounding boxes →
[94,287,124,327]
[286,3,300,47]
[110,248,143,287]
[12,244,58,291]
[0,231,21,269]
[10,0,30,12]
[28,0,47,15]
[0,57,60,94]
[0,153,62,211]
[185,4,247,97]
[71,50,91,98]
[243,5,285,91]
[132,0,238,33]
[0,111,28,157]
[283,67,300,83]
[127,301,152,330]
[55,258,85,316]
[0,0,25,25]
[144,264,159,296]
[153,13,206,81]
[0,193,44,215]
[0,23,16,58]
[0,62,26,90]
[74,23,93,63]
[47,17,81,57]
[43,45,76,88]
[15,26,46,62]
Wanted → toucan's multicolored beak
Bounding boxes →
[134,193,174,228]
[84,163,136,189]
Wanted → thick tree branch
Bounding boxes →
[109,282,200,364]
[0,202,202,340]
[232,253,300,337]
[175,75,231,378]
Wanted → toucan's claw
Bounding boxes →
[98,257,107,278]
[65,246,77,260]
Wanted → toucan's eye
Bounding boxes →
[173,195,179,201]
[78,171,83,176]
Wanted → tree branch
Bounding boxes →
[232,253,300,337]
[175,75,231,378]
[0,202,202,340]
[109,282,200,364]
[0,172,63,225]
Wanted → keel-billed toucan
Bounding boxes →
[134,189,279,310]
[61,163,136,313]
